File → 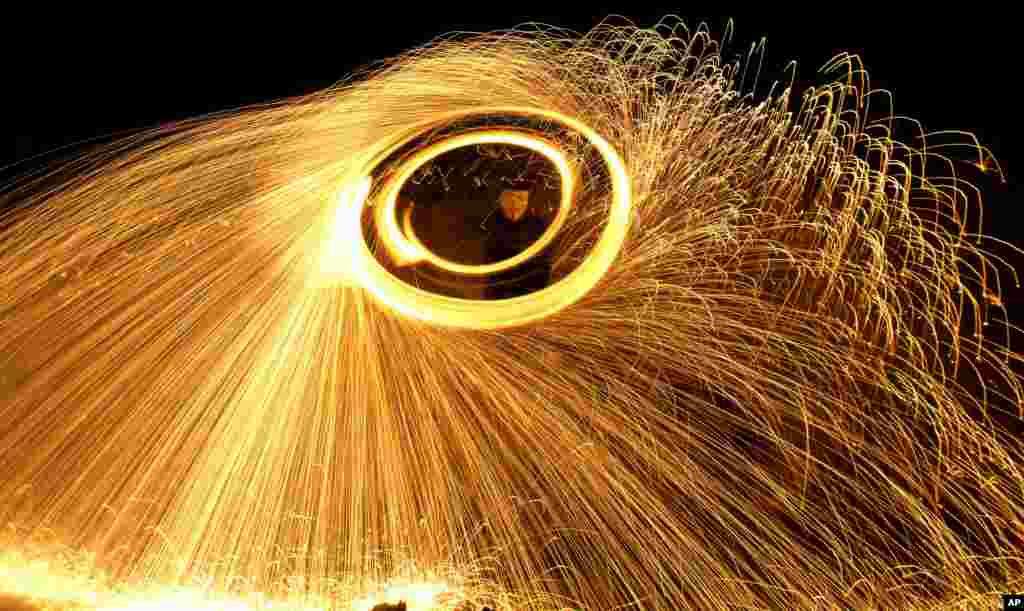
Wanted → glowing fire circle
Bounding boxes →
[329,106,632,330]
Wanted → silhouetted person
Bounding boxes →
[487,190,551,299]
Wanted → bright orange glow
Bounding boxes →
[0,548,463,610]
[313,175,373,288]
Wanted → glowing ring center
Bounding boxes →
[333,106,631,330]
[376,131,573,276]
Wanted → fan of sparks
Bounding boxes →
[1,17,1023,611]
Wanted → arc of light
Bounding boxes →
[375,130,574,276]
[329,106,631,330]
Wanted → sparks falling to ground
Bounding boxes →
[1,17,1023,610]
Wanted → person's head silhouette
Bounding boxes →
[498,189,530,222]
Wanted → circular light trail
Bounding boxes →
[381,130,573,276]
[333,106,632,330]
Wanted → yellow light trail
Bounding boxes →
[372,130,576,275]
[326,107,631,330]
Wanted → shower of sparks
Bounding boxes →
[1,16,1023,611]
[0,545,458,610]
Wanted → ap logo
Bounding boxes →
[1005,594,1024,609]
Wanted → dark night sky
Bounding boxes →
[3,10,1015,165]
[2,8,1018,313]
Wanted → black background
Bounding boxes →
[2,8,1018,319]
